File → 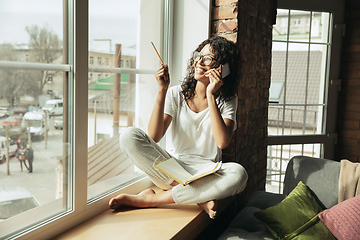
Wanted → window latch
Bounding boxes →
[335,24,346,36]
[331,79,341,91]
[327,133,338,145]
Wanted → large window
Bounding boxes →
[0,0,72,237]
[267,0,344,193]
[0,0,165,238]
[268,10,331,189]
[86,0,163,202]
[0,0,211,238]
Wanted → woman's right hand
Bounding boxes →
[155,64,170,90]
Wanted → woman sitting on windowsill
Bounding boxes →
[109,36,248,219]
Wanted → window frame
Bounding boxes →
[267,0,345,193]
[0,0,155,239]
[269,0,345,159]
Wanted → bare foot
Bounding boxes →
[109,188,156,209]
[198,200,217,219]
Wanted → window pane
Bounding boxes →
[289,10,311,42]
[269,10,331,137]
[87,0,162,201]
[285,43,309,104]
[273,9,289,41]
[311,12,330,43]
[308,44,327,105]
[0,1,71,237]
[0,1,63,63]
[0,68,70,236]
[270,42,286,104]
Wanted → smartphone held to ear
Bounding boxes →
[221,63,230,78]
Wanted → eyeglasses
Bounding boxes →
[193,51,215,66]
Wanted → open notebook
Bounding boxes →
[156,158,222,186]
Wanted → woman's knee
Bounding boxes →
[119,127,145,151]
[225,162,248,189]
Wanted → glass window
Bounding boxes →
[0,0,72,237]
[269,9,331,137]
[289,10,310,42]
[0,0,203,238]
[87,0,163,201]
[268,8,335,194]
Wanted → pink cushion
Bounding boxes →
[318,194,360,240]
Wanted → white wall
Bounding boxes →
[136,0,163,131]
[171,0,210,85]
[136,0,210,132]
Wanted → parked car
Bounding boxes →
[0,126,26,142]
[42,99,63,117]
[54,116,63,130]
[11,107,28,116]
[2,116,22,127]
[0,107,10,118]
[0,187,40,220]
[21,110,49,139]
[0,136,17,164]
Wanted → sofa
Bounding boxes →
[218,155,342,240]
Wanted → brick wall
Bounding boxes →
[336,0,360,163]
[211,0,275,201]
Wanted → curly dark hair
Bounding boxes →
[181,36,242,102]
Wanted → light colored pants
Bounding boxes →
[119,127,248,204]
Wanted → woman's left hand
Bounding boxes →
[205,65,223,96]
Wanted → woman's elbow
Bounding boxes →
[148,130,164,143]
[217,139,231,149]
[148,133,160,143]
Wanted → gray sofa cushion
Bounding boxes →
[283,156,341,209]
[245,191,286,209]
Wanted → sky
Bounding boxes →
[0,0,140,55]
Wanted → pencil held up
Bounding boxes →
[151,42,164,65]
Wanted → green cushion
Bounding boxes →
[254,181,335,240]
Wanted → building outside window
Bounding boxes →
[90,56,94,65]
[293,18,300,27]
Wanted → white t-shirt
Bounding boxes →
[164,85,237,165]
